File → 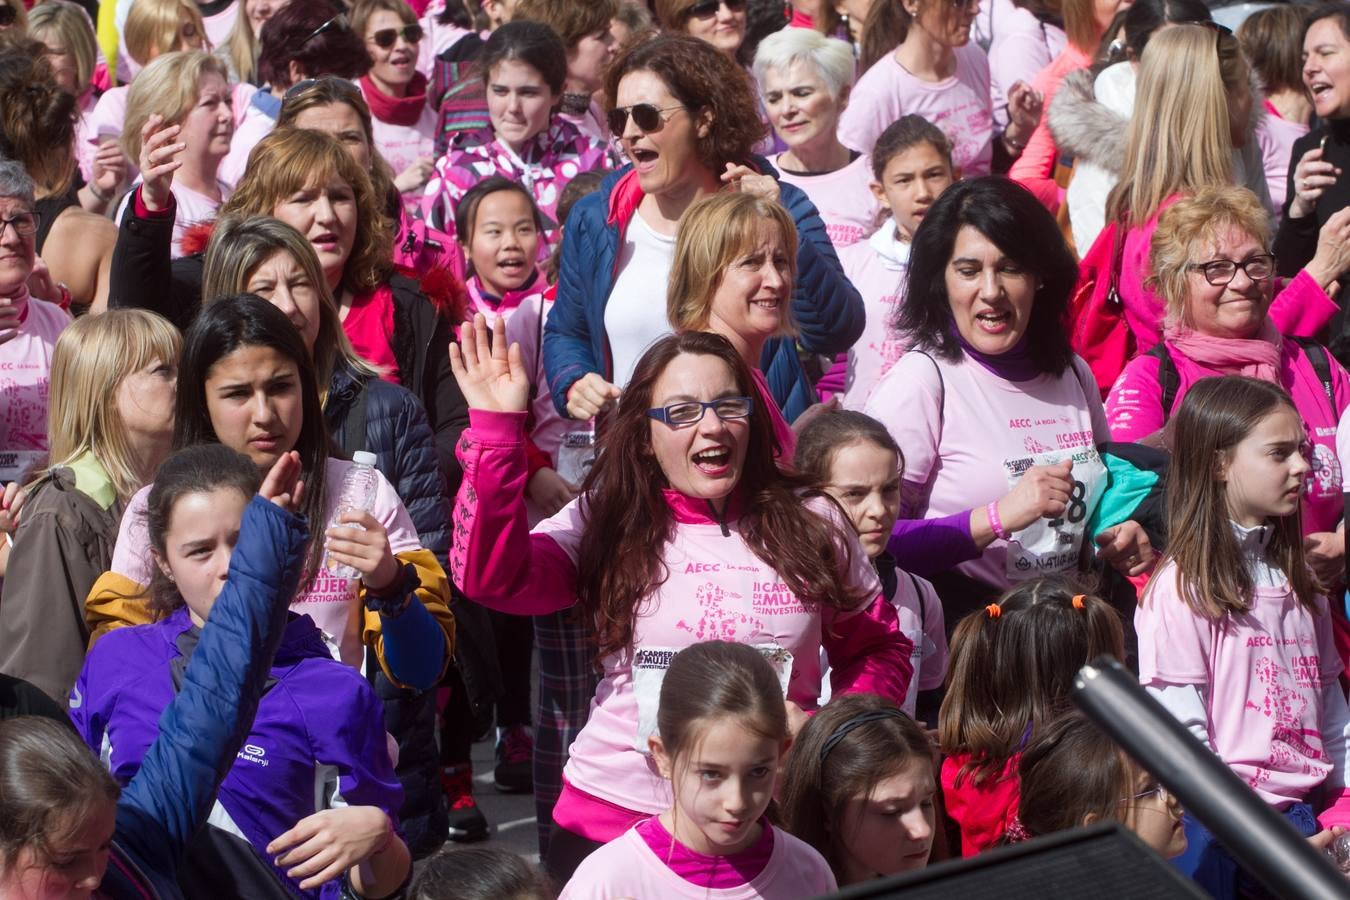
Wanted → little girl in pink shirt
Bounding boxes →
[560,641,837,900]
[1136,376,1350,897]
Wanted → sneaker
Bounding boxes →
[440,764,488,842]
[494,726,534,794]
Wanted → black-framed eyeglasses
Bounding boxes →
[1187,254,1275,286]
[283,75,362,101]
[0,212,39,239]
[369,23,423,49]
[0,5,16,27]
[684,0,746,21]
[302,12,350,48]
[607,103,687,136]
[646,396,754,427]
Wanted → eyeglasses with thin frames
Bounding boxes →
[1186,254,1275,286]
[283,75,362,102]
[369,24,423,49]
[607,103,687,136]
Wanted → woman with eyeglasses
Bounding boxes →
[422,20,609,255]
[1107,186,1350,586]
[545,33,862,426]
[862,176,1151,623]
[449,320,912,880]
[218,1,371,188]
[1104,25,1346,364]
[838,0,1031,178]
[353,0,436,214]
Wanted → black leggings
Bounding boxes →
[544,824,605,883]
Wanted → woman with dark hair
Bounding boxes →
[450,318,911,879]
[1240,6,1313,216]
[87,297,453,697]
[218,1,372,188]
[545,33,863,426]
[422,20,609,253]
[862,176,1150,620]
[512,0,621,144]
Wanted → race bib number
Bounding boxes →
[1002,445,1106,579]
[557,430,596,486]
[632,644,794,752]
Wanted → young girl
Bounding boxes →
[86,296,453,692]
[1011,711,1187,858]
[794,409,948,721]
[72,444,412,900]
[780,692,937,886]
[561,641,838,899]
[939,575,1125,856]
[837,115,956,410]
[1137,376,1350,896]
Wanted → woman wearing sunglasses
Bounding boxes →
[421,20,609,255]
[656,0,747,63]
[450,319,912,881]
[218,1,371,188]
[354,0,436,214]
[546,33,863,426]
[1106,185,1350,586]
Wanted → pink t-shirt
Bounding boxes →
[560,819,836,900]
[839,222,909,410]
[988,7,1066,131]
[109,457,421,670]
[0,297,70,484]
[85,87,130,180]
[837,43,993,176]
[496,279,568,467]
[1138,560,1343,809]
[769,153,883,250]
[1256,104,1310,218]
[863,351,1109,590]
[218,99,276,190]
[342,286,401,385]
[892,569,948,715]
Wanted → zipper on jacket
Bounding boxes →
[706,499,731,537]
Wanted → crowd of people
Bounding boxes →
[0,0,1349,897]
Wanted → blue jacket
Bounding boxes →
[75,568,401,897]
[88,497,308,899]
[544,159,865,422]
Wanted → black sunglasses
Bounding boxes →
[283,74,362,101]
[369,23,423,49]
[0,6,15,27]
[607,103,687,136]
[683,0,745,21]
[302,12,350,47]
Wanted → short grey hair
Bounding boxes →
[0,159,36,208]
[752,28,856,101]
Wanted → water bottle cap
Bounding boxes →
[352,451,377,466]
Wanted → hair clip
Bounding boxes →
[985,603,1002,618]
[1071,594,1086,610]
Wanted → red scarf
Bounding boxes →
[360,73,428,127]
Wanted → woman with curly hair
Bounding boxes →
[545,33,863,427]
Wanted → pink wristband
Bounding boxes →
[987,501,1010,541]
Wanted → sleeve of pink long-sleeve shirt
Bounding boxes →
[450,408,579,614]
[1269,269,1340,338]
[1008,119,1062,210]
[822,592,914,706]
[1105,353,1166,442]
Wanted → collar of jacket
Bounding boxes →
[604,154,777,231]
[662,487,745,527]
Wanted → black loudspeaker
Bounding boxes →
[823,822,1205,899]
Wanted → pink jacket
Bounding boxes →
[451,409,913,830]
[1009,44,1091,210]
[1107,330,1350,534]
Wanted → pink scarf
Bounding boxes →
[1162,319,1283,383]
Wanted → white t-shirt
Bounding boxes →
[603,211,676,389]
[115,180,230,258]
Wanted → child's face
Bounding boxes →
[651,715,783,857]
[837,756,936,884]
[1120,777,1186,859]
[467,189,540,297]
[154,487,249,628]
[823,440,902,559]
[870,142,955,242]
[1220,405,1310,527]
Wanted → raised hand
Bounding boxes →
[1290,143,1341,220]
[721,162,781,203]
[1006,80,1044,142]
[565,371,620,420]
[137,114,185,213]
[1306,206,1350,289]
[448,313,531,413]
[260,450,305,514]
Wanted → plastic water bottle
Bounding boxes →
[1326,832,1350,874]
[325,451,379,579]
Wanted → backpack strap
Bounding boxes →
[1145,344,1181,424]
[341,383,370,457]
[907,572,925,637]
[1292,336,1336,417]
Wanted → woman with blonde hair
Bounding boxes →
[120,0,205,80]
[218,0,288,84]
[120,50,233,257]
[1108,23,1283,354]
[0,308,179,706]
[669,191,800,455]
